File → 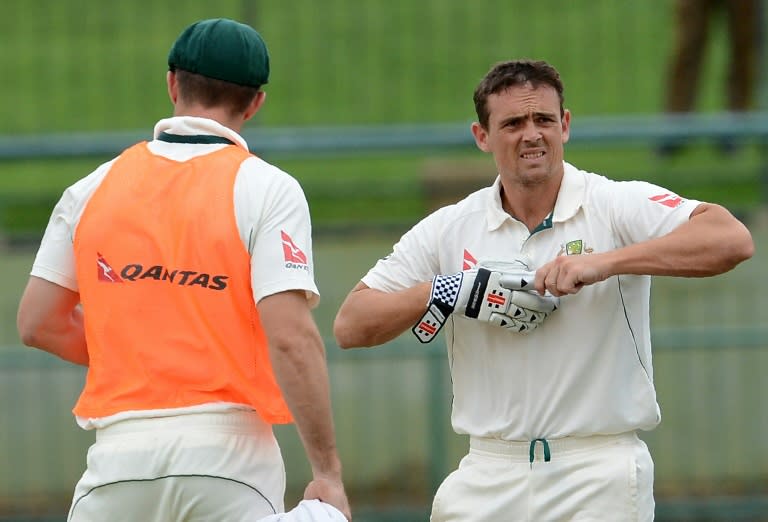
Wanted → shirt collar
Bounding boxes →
[551,161,586,222]
[485,161,586,231]
[152,116,249,151]
[486,176,509,231]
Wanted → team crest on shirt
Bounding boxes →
[281,231,309,271]
[558,240,594,256]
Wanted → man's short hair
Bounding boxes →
[473,60,565,128]
[174,70,260,116]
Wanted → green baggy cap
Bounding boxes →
[168,18,269,87]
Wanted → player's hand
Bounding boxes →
[412,260,560,343]
[533,253,610,297]
[482,260,560,333]
[303,475,351,521]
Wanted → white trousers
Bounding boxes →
[67,411,286,522]
[431,432,655,522]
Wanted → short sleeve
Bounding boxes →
[234,157,320,306]
[30,160,116,291]
[362,210,444,292]
[600,180,702,247]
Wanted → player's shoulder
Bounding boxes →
[568,161,698,213]
[567,162,637,203]
[426,183,494,226]
[238,155,305,193]
[65,157,120,201]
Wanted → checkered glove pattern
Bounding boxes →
[411,271,471,343]
[412,262,560,343]
[432,272,463,309]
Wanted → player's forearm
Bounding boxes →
[334,282,432,348]
[18,304,89,366]
[269,333,343,477]
[605,203,754,277]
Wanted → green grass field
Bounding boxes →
[1,0,715,133]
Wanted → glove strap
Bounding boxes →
[412,273,463,343]
[463,268,491,319]
[412,300,453,343]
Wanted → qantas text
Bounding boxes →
[120,264,228,291]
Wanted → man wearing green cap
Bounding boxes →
[17,18,350,521]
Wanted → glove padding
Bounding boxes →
[412,263,560,343]
[480,259,560,332]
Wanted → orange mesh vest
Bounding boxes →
[72,142,292,424]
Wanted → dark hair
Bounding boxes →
[473,59,565,128]
[174,69,261,116]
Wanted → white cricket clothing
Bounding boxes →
[362,162,701,441]
[431,432,654,521]
[258,499,348,521]
[30,116,319,429]
[67,411,286,522]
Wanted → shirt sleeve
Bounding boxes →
[601,179,702,247]
[234,157,320,307]
[30,160,116,291]
[361,210,443,292]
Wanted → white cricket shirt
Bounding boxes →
[31,116,319,428]
[362,162,701,440]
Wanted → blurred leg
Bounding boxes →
[665,0,715,113]
[724,0,759,111]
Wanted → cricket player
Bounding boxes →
[334,59,753,521]
[17,18,350,521]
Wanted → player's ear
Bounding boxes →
[243,91,266,122]
[471,122,491,153]
[167,71,179,104]
[561,109,571,144]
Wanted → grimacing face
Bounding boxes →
[472,83,570,187]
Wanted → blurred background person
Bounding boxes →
[659,0,762,157]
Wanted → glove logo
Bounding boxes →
[486,291,506,308]
[416,320,437,336]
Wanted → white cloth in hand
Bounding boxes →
[256,499,348,522]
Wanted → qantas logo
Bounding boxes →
[96,254,228,291]
[281,230,309,271]
[97,253,123,282]
[649,193,685,208]
[462,249,477,270]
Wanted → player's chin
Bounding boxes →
[516,165,551,185]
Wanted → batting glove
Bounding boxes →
[412,264,560,343]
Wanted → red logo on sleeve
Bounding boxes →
[97,253,123,282]
[649,193,684,208]
[462,249,477,270]
[281,231,308,265]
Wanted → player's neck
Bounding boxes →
[500,182,558,233]
[172,104,245,134]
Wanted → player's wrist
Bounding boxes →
[310,454,343,478]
